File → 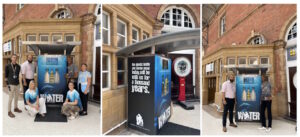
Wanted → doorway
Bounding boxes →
[207,77,216,104]
[288,67,296,119]
[92,47,101,101]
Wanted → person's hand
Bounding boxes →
[63,102,67,106]
[84,90,88,95]
[223,100,227,105]
[23,81,27,86]
[7,85,11,91]
[35,105,39,111]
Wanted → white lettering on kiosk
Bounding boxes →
[238,112,260,121]
[131,62,151,94]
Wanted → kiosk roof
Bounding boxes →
[116,29,200,57]
[22,41,81,55]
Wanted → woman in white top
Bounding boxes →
[77,63,91,116]
[24,80,47,117]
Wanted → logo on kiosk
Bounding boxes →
[136,113,144,127]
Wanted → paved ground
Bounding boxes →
[3,87,100,135]
[118,101,200,135]
[202,105,296,135]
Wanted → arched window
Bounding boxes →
[286,21,297,41]
[160,7,195,29]
[248,35,265,45]
[56,9,71,19]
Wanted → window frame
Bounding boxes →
[260,57,269,65]
[52,34,62,42]
[102,53,111,91]
[220,15,226,36]
[39,34,49,42]
[143,32,149,40]
[248,57,258,65]
[132,27,139,44]
[64,34,75,42]
[160,6,195,29]
[227,57,236,65]
[102,11,110,45]
[117,57,126,87]
[238,57,247,65]
[17,4,24,11]
[117,19,127,48]
[26,34,36,52]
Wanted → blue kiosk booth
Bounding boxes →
[116,29,200,135]
[23,41,80,122]
[127,55,172,135]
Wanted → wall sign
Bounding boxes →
[287,46,297,61]
[3,41,12,52]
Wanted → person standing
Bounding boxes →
[65,56,79,89]
[222,72,238,132]
[259,74,272,132]
[21,55,36,105]
[78,63,91,116]
[5,54,22,118]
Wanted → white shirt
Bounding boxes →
[21,61,36,79]
[221,80,236,99]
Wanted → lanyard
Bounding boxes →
[11,63,17,75]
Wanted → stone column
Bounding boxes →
[111,12,117,48]
[152,20,164,37]
[273,40,288,117]
[127,22,132,46]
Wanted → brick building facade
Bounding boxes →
[202,4,297,119]
[3,4,101,101]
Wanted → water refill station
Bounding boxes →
[223,65,271,122]
[116,29,200,135]
[22,41,80,122]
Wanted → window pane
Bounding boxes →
[103,29,108,44]
[96,23,101,40]
[27,35,36,41]
[117,57,125,70]
[249,57,258,65]
[117,21,125,35]
[103,14,108,29]
[65,35,75,42]
[117,35,125,48]
[132,29,138,41]
[238,58,246,65]
[118,72,125,86]
[52,35,62,42]
[260,57,269,64]
[102,73,108,88]
[102,55,108,71]
[40,35,48,42]
[228,58,235,65]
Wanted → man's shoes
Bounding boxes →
[14,108,22,113]
[223,127,227,132]
[266,127,272,132]
[8,111,15,118]
[258,127,266,130]
[40,113,46,117]
[229,123,238,127]
[79,111,87,116]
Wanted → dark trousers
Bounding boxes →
[223,98,235,127]
[260,100,272,128]
[79,84,88,112]
[23,79,34,105]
